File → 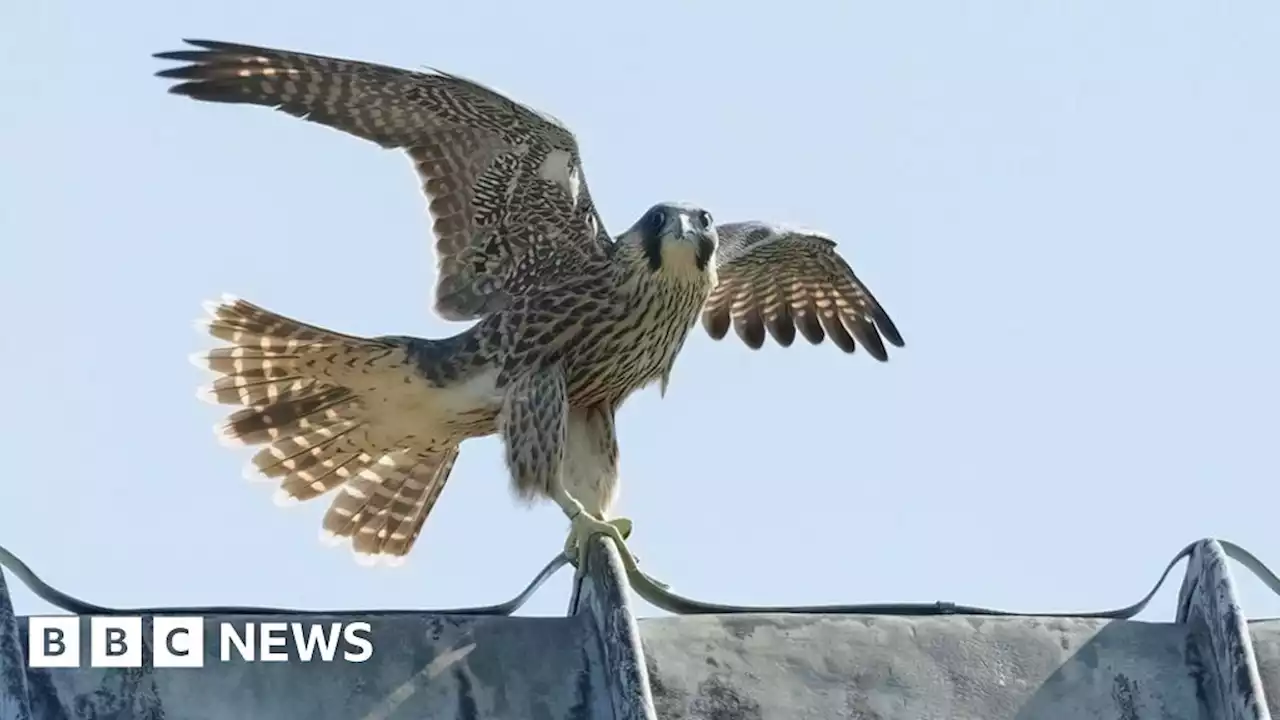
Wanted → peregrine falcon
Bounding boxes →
[154,40,905,570]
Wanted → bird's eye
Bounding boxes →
[699,210,713,228]
[649,209,667,232]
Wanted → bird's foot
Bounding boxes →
[610,516,633,540]
[564,512,640,572]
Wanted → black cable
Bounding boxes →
[0,543,570,617]
[629,539,1280,618]
[2,539,1276,620]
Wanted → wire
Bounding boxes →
[627,539,1280,618]
[0,544,569,617]
[2,539,1276,620]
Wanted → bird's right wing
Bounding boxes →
[155,39,613,322]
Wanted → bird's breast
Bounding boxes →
[562,279,710,405]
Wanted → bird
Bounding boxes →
[154,39,905,570]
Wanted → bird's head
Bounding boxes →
[618,202,719,280]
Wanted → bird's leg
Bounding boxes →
[499,368,644,574]
[552,484,642,574]
[557,403,639,565]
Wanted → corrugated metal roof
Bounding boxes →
[1,537,1276,719]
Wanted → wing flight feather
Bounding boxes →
[701,222,904,360]
[154,39,611,321]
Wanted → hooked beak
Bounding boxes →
[677,215,716,271]
[695,233,716,271]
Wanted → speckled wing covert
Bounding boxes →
[154,39,612,321]
[701,222,905,360]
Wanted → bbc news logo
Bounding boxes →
[27,617,373,668]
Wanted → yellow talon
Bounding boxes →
[564,512,642,573]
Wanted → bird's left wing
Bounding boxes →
[700,222,904,360]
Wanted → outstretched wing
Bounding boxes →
[701,222,905,360]
[154,39,612,321]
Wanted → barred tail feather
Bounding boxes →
[320,445,461,564]
[192,294,459,562]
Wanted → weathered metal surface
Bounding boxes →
[1177,539,1273,720]
[12,612,610,719]
[0,571,34,720]
[1250,622,1280,719]
[1,537,1276,719]
[642,614,1208,719]
[0,548,617,720]
[568,539,657,720]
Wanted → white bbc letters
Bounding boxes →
[90,617,142,668]
[27,616,80,668]
[153,617,205,668]
[25,616,376,667]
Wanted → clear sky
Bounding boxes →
[2,1,1277,623]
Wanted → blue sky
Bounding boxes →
[2,1,1277,622]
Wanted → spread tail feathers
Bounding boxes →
[192,294,459,563]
